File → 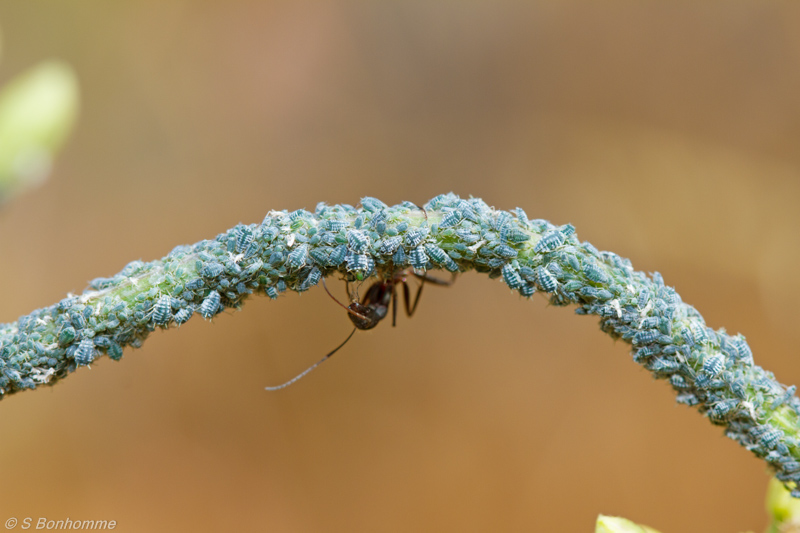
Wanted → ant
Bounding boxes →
[265,269,454,390]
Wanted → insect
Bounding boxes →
[265,269,454,390]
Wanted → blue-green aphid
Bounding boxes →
[501,264,523,290]
[392,246,407,266]
[439,210,462,228]
[633,330,660,346]
[347,230,370,253]
[346,252,373,273]
[379,236,403,255]
[404,229,425,248]
[409,247,428,270]
[286,244,308,270]
[328,245,348,266]
[153,295,172,325]
[424,243,448,265]
[202,262,224,278]
[200,291,221,319]
[533,231,564,253]
[536,266,558,293]
[583,263,609,285]
[74,339,96,366]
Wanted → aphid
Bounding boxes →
[520,283,536,297]
[424,243,449,266]
[782,461,800,473]
[392,246,407,265]
[702,354,725,378]
[502,264,523,290]
[286,244,309,270]
[670,374,690,390]
[493,244,518,259]
[202,262,225,278]
[347,230,370,254]
[499,226,530,243]
[583,263,609,285]
[174,307,193,325]
[759,429,783,450]
[360,196,387,213]
[772,385,797,409]
[560,224,576,238]
[70,311,86,329]
[639,317,659,329]
[676,393,700,406]
[328,245,348,266]
[517,266,535,281]
[648,358,680,375]
[455,229,480,244]
[634,345,662,360]
[152,295,172,325]
[74,338,96,366]
[493,211,513,231]
[404,228,426,248]
[409,246,429,270]
[305,267,322,288]
[534,231,565,253]
[536,266,557,293]
[199,291,221,319]
[266,286,279,300]
[325,219,348,232]
[709,399,739,421]
[458,200,479,222]
[439,210,463,228]
[633,330,660,346]
[235,226,254,254]
[346,252,373,273]
[58,326,77,346]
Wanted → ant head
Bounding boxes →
[347,302,381,330]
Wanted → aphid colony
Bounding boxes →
[3,192,800,495]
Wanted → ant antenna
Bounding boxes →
[322,277,368,321]
[265,328,357,391]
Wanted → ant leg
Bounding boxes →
[265,328,357,391]
[404,276,426,317]
[392,281,399,327]
[411,270,455,286]
[410,202,428,225]
[322,277,368,320]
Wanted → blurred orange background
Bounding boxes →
[1,2,800,532]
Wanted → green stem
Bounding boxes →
[2,193,799,496]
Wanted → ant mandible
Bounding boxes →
[265,269,454,390]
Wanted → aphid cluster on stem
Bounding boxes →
[3,192,800,498]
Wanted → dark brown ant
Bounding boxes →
[265,269,454,391]
[325,270,453,330]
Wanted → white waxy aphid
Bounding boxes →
[287,233,296,247]
[639,300,653,317]
[610,299,622,318]
[467,240,485,253]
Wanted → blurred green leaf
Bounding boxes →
[765,478,800,533]
[596,515,661,533]
[0,60,79,203]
